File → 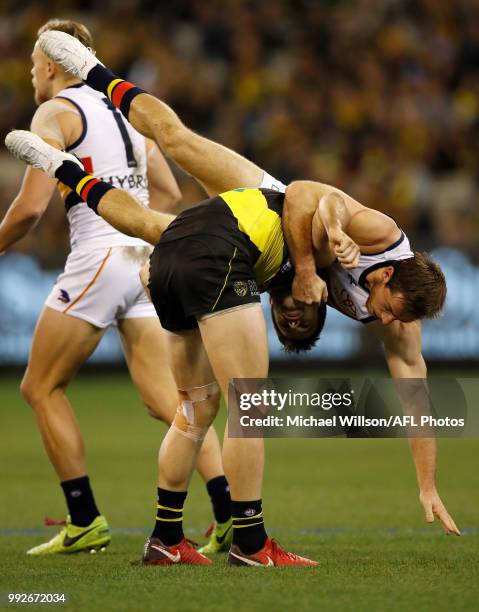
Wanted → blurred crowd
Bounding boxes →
[0,0,478,267]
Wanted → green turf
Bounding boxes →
[1,374,478,611]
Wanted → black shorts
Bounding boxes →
[148,234,261,332]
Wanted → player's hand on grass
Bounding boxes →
[329,229,360,269]
[419,489,461,535]
[292,272,328,305]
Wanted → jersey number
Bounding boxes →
[102,97,137,168]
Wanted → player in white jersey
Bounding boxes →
[37,81,159,322]
[0,20,232,556]
[321,233,413,323]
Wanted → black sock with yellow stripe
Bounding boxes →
[232,499,267,554]
[85,65,145,119]
[151,488,187,546]
[55,161,114,214]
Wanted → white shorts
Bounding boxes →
[45,246,156,328]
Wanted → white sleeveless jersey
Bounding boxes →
[257,175,414,323]
[55,84,149,250]
[325,232,414,323]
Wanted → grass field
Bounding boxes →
[1,373,478,611]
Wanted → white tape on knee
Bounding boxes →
[172,382,219,443]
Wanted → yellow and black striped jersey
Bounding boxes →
[160,187,289,289]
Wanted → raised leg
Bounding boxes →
[128,94,264,196]
[37,30,264,196]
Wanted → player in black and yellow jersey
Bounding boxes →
[148,186,325,338]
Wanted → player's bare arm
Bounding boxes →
[0,95,85,255]
[283,179,400,304]
[317,192,360,269]
[0,167,56,255]
[371,319,460,536]
[282,180,333,304]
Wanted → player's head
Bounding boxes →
[32,19,93,104]
[269,280,327,353]
[365,252,447,325]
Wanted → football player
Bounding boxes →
[0,21,231,557]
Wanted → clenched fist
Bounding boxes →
[329,229,360,269]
